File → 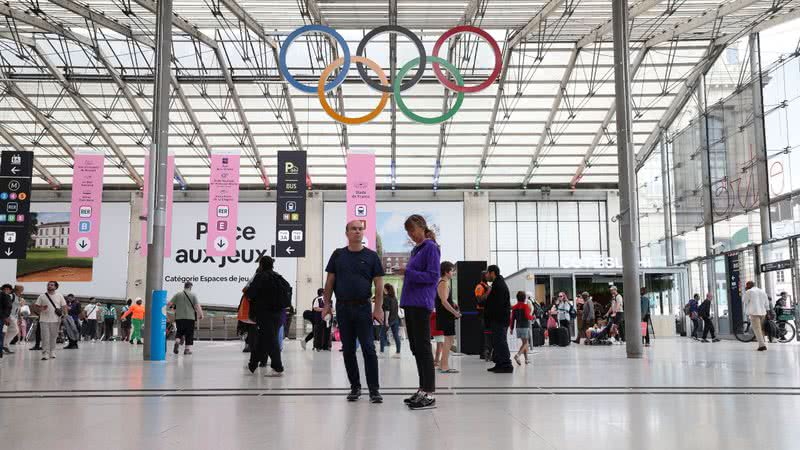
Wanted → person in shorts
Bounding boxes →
[510,291,533,365]
[435,261,461,373]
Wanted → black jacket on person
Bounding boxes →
[0,291,11,320]
[485,275,511,325]
[246,270,289,321]
[698,299,712,320]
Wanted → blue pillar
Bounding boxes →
[147,290,167,361]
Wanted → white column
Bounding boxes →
[463,191,490,261]
[126,192,146,302]
[293,191,323,337]
[607,190,622,261]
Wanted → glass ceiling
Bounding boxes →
[0,0,798,189]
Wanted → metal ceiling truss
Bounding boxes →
[133,0,270,188]
[474,0,566,188]
[389,0,397,190]
[0,122,61,188]
[0,2,188,186]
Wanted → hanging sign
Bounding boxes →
[275,151,306,258]
[0,151,33,259]
[346,150,376,250]
[760,260,792,273]
[68,149,104,257]
[140,154,175,257]
[206,150,240,256]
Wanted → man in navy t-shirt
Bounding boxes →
[323,220,384,404]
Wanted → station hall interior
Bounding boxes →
[2,0,800,449]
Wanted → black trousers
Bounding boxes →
[404,306,435,393]
[84,319,97,340]
[490,321,512,369]
[642,314,651,345]
[175,319,195,346]
[103,318,115,340]
[702,317,716,339]
[34,322,41,347]
[250,312,283,372]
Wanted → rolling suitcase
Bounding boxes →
[550,326,570,347]
[532,327,546,347]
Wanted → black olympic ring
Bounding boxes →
[355,25,427,93]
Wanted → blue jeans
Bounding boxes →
[278,325,284,351]
[380,320,401,353]
[337,302,379,392]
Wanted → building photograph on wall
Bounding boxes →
[16,212,93,282]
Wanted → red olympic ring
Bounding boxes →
[431,25,502,93]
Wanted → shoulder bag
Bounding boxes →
[45,293,63,318]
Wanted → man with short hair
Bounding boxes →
[34,281,67,360]
[168,281,204,355]
[743,281,770,351]
[102,303,116,341]
[640,288,652,347]
[485,265,513,373]
[574,292,594,344]
[2,284,23,354]
[607,286,625,342]
[699,292,720,343]
[474,271,493,360]
[65,294,80,349]
[83,299,100,341]
[322,220,385,403]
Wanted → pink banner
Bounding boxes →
[68,152,104,257]
[140,154,175,257]
[206,151,240,256]
[346,151,376,250]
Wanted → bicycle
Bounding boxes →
[734,315,796,343]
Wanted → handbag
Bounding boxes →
[237,294,255,324]
[546,316,557,329]
[45,293,63,318]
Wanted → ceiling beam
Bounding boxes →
[0,124,61,188]
[474,0,565,187]
[570,48,650,187]
[520,46,580,186]
[219,0,310,187]
[434,0,483,190]
[645,0,760,48]
[305,0,350,157]
[2,80,77,160]
[31,43,143,185]
[577,0,663,48]
[134,0,270,188]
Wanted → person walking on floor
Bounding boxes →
[121,298,145,345]
[510,291,533,366]
[65,294,80,349]
[246,256,292,377]
[82,299,99,341]
[120,299,132,342]
[302,288,325,351]
[574,292,594,344]
[399,215,441,409]
[699,292,720,343]
[743,281,770,351]
[485,265,513,373]
[0,284,13,360]
[380,284,401,357]
[168,282,205,355]
[322,220,385,403]
[436,261,461,374]
[33,281,67,361]
[641,288,652,347]
[687,294,702,340]
[102,303,116,341]
[2,284,23,354]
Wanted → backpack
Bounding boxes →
[569,304,577,320]
[274,273,293,309]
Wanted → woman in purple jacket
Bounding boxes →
[400,215,441,410]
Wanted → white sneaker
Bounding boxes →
[300,339,307,351]
[41,355,49,361]
[264,368,284,377]
[49,352,56,359]
[392,353,401,359]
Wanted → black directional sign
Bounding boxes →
[275,151,306,258]
[0,151,34,259]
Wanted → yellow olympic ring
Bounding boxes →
[318,56,389,125]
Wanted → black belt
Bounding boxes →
[338,299,371,306]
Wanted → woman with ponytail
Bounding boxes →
[400,214,441,410]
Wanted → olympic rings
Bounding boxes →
[279,24,502,124]
[355,25,426,93]
[395,56,464,125]
[432,26,502,93]
[318,56,390,125]
[279,24,350,94]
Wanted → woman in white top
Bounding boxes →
[556,292,572,329]
[33,281,67,360]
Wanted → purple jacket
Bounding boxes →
[399,239,441,311]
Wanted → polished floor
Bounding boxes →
[1,336,799,450]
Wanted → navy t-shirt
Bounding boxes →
[325,247,384,304]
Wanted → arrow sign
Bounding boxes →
[10,167,19,175]
[75,237,91,253]
[216,237,228,250]
[78,240,88,249]
[4,248,12,256]
[286,246,294,255]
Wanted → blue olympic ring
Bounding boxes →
[279,24,351,94]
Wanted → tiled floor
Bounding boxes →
[1,337,799,450]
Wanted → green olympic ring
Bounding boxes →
[394,56,464,125]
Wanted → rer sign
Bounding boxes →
[206,150,240,257]
[68,150,104,257]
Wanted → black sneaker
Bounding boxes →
[712,338,721,343]
[369,391,383,404]
[173,341,180,355]
[3,346,14,354]
[492,366,514,374]
[347,387,361,402]
[408,393,436,409]
[30,346,42,351]
[404,391,423,404]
